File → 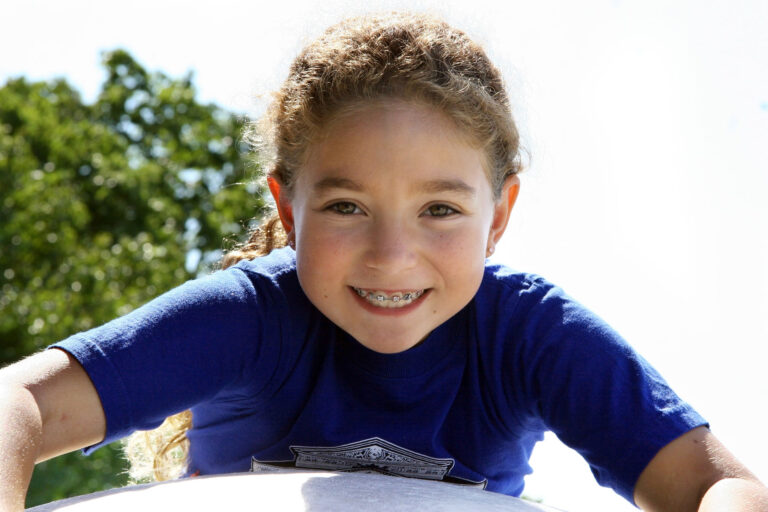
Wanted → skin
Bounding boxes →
[0,98,764,511]
[0,349,105,511]
[635,426,768,511]
[270,100,517,354]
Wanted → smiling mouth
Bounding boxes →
[352,287,426,308]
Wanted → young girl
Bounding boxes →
[1,12,766,512]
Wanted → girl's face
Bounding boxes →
[272,100,518,353]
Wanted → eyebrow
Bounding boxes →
[312,176,476,197]
[416,179,476,197]
[312,176,364,193]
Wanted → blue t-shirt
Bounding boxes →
[52,247,706,504]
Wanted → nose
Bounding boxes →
[363,218,418,273]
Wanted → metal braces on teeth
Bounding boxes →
[355,288,423,302]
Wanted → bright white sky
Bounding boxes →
[2,1,767,510]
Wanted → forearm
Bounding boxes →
[698,477,768,511]
[0,386,44,512]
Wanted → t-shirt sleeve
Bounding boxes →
[491,273,707,504]
[49,265,277,453]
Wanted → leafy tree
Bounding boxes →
[0,50,265,507]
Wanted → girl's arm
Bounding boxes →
[634,426,768,511]
[0,349,106,511]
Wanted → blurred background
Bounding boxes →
[1,0,766,510]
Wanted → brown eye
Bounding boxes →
[330,202,360,215]
[424,204,457,217]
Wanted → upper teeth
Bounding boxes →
[354,288,424,303]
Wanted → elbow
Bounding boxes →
[698,477,768,511]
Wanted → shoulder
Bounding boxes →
[474,262,576,334]
[471,262,632,403]
[229,246,297,280]
[79,247,306,338]
[475,262,616,342]
[208,247,304,307]
[476,262,553,303]
[467,263,619,434]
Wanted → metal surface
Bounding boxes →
[27,470,564,511]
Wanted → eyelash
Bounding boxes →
[325,202,459,217]
[327,201,362,215]
[422,204,459,217]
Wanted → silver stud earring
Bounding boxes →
[288,239,296,250]
[487,246,495,256]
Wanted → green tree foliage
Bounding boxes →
[0,50,266,507]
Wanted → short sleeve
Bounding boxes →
[49,265,277,453]
[485,272,707,504]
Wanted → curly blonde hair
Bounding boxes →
[124,10,523,482]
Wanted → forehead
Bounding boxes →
[320,98,482,150]
[297,100,493,196]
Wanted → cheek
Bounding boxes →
[300,228,359,264]
[428,220,489,257]
[296,212,355,256]
[434,220,491,279]
[295,228,357,298]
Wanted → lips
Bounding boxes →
[351,287,426,308]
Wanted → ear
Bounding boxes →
[486,174,520,257]
[267,176,295,238]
